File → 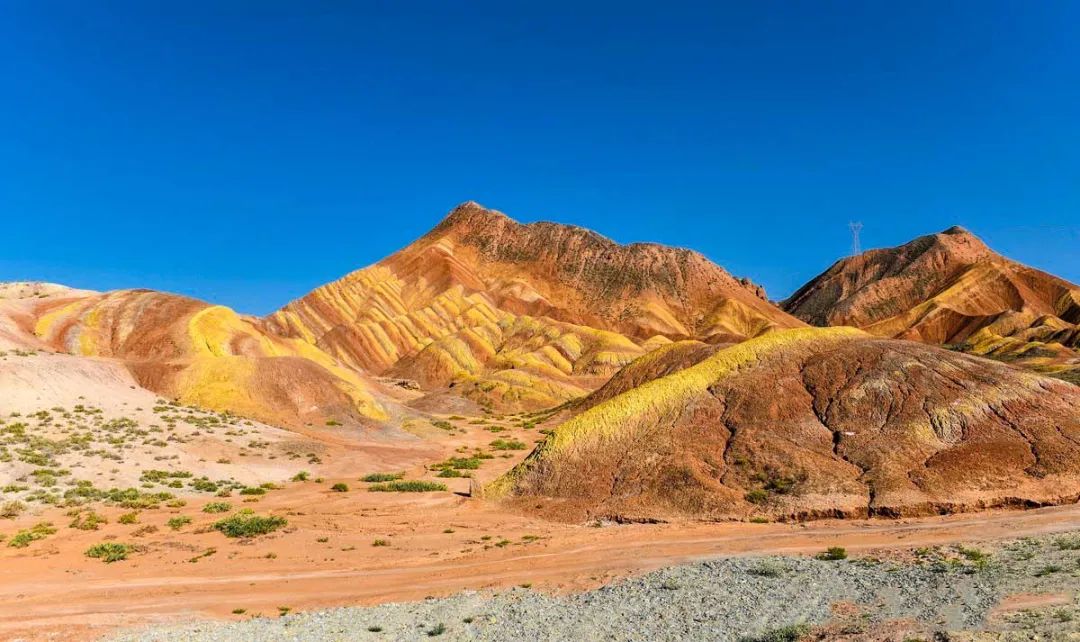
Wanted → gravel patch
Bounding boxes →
[108,534,1080,642]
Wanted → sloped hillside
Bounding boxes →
[269,202,804,409]
[490,327,1080,521]
[11,288,390,428]
[783,227,1080,379]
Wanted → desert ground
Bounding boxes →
[3,394,1080,641]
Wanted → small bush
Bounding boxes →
[739,624,811,642]
[368,480,447,493]
[202,502,231,514]
[361,472,404,483]
[1,500,26,519]
[331,483,349,492]
[167,516,192,530]
[490,439,527,451]
[816,547,847,561]
[291,471,310,482]
[85,542,133,563]
[1034,564,1062,577]
[213,511,287,538]
[747,560,786,577]
[427,623,446,636]
[372,538,390,547]
[744,489,769,505]
[69,511,108,531]
[8,522,56,548]
[118,512,139,525]
[438,457,481,470]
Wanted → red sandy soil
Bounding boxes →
[4,437,1080,642]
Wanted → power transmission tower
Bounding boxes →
[849,221,863,256]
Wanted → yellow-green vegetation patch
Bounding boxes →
[68,510,108,530]
[7,521,57,548]
[85,542,135,563]
[202,501,231,513]
[212,510,287,537]
[166,515,192,530]
[360,472,404,483]
[368,480,447,493]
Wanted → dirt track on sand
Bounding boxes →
[4,480,1080,641]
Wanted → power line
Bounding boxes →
[849,221,863,256]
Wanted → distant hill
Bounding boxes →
[783,226,1080,379]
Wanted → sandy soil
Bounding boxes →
[4,454,1080,641]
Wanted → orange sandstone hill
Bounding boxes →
[268,202,804,409]
[2,286,390,428]
[783,226,1080,379]
[489,327,1080,522]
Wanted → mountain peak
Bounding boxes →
[433,201,514,235]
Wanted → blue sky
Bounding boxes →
[2,1,1078,315]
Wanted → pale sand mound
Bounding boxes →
[0,352,322,507]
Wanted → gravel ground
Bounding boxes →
[108,533,1080,642]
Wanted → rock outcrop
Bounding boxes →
[491,328,1080,521]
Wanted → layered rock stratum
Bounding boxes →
[783,226,1080,379]
[491,327,1080,521]
[269,201,803,409]
[1,286,389,428]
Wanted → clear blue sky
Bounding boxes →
[3,2,1078,315]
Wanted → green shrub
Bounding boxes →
[427,623,446,636]
[213,511,287,538]
[739,624,811,642]
[816,547,847,561]
[1035,564,1062,577]
[330,483,349,492]
[291,471,310,482]
[747,560,786,577]
[744,489,769,504]
[118,512,139,524]
[437,457,480,470]
[368,480,447,493]
[167,515,192,530]
[8,522,56,548]
[85,542,133,563]
[361,472,404,483]
[69,511,108,530]
[203,502,232,514]
[372,538,390,547]
[490,439,527,451]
